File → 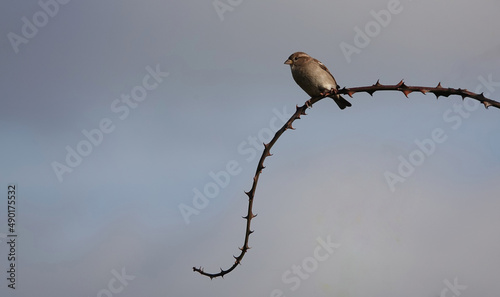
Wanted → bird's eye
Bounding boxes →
[294,57,298,61]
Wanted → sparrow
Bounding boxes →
[284,52,351,109]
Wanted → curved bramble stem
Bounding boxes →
[193,80,500,279]
[192,101,311,279]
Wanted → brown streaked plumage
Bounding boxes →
[284,52,351,109]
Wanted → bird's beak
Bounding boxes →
[284,59,292,65]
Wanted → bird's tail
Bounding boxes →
[331,95,352,110]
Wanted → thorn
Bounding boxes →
[367,90,375,96]
[244,191,251,198]
[286,123,295,130]
[402,90,411,97]
[295,104,303,115]
[396,80,404,87]
[347,91,354,98]
[419,89,429,94]
[248,230,254,234]
[263,142,269,149]
[375,79,381,86]
[483,101,491,109]
[266,152,273,157]
[436,82,443,88]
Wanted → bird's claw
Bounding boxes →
[321,88,337,97]
[305,99,312,108]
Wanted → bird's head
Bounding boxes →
[284,52,310,66]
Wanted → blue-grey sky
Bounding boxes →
[1,0,500,296]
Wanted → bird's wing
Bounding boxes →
[314,58,337,83]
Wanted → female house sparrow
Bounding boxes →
[284,52,351,109]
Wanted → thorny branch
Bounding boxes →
[337,80,500,109]
[193,80,500,279]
